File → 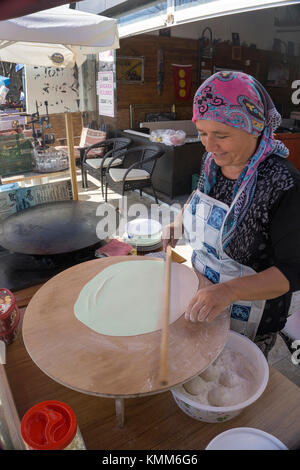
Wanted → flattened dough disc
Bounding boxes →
[74,259,199,336]
[23,256,230,397]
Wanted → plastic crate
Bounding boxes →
[0,134,33,176]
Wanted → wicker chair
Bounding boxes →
[104,145,164,204]
[81,137,132,194]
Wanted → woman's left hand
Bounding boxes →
[185,283,235,323]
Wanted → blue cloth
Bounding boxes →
[0,183,19,192]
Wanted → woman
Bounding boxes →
[163,71,300,356]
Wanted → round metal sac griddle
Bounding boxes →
[0,200,104,255]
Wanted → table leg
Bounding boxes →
[115,398,125,428]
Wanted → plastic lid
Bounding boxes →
[21,401,77,450]
[206,427,288,450]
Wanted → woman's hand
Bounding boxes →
[162,221,183,251]
[185,266,290,323]
[185,282,235,323]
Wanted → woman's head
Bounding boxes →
[192,71,280,137]
[194,71,289,248]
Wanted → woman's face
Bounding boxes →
[195,120,258,173]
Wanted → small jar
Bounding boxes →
[21,400,86,450]
[0,288,20,345]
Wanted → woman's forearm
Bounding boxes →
[185,266,290,323]
[224,266,290,303]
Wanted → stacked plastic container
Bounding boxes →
[0,288,20,345]
[21,400,86,450]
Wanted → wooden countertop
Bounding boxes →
[3,284,300,450]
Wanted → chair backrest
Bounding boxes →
[79,128,107,156]
[85,137,132,160]
[111,137,132,156]
[124,145,164,176]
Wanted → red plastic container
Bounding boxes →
[0,288,20,344]
[20,400,86,450]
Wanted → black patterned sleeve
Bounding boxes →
[270,182,300,292]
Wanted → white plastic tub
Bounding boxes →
[171,331,269,423]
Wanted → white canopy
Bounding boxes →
[0,6,119,68]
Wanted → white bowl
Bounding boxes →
[206,427,288,450]
[171,331,269,423]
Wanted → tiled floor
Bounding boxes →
[50,170,300,388]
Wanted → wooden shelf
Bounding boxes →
[2,169,70,184]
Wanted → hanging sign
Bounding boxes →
[97,71,115,117]
[172,64,192,101]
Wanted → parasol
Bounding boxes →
[0,6,119,199]
[0,6,119,68]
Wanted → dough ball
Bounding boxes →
[208,386,233,407]
[219,371,241,388]
[199,365,219,382]
[208,383,251,407]
[183,376,206,395]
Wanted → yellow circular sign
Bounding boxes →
[178,69,186,78]
[179,89,186,98]
[179,79,186,88]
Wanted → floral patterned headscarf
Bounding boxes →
[192,70,289,248]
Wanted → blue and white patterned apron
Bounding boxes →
[183,188,265,340]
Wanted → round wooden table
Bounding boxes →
[23,256,230,426]
[0,200,103,255]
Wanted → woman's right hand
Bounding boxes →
[162,221,183,251]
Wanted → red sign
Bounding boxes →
[172,64,192,101]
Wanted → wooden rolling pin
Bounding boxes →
[158,244,172,386]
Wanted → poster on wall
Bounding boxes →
[98,50,115,117]
[116,56,144,83]
[97,71,115,117]
[25,65,80,115]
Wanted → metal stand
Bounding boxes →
[115,398,125,428]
